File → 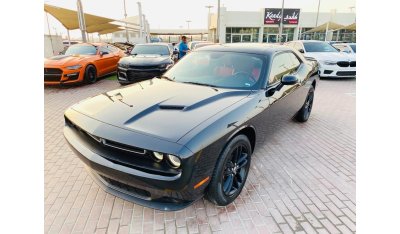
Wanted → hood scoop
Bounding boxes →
[159,105,185,110]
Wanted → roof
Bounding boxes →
[197,43,291,55]
[44,4,116,31]
[340,23,356,31]
[135,42,170,46]
[303,22,345,33]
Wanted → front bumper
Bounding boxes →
[117,67,167,84]
[44,67,84,85]
[63,109,209,210]
[318,63,356,78]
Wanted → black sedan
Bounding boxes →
[117,43,176,85]
[64,44,317,211]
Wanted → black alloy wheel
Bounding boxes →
[206,135,252,206]
[84,65,97,84]
[295,86,314,122]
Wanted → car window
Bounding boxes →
[131,45,170,55]
[350,44,356,53]
[100,46,111,54]
[287,52,301,69]
[64,45,97,55]
[164,51,265,90]
[303,42,338,52]
[269,53,293,84]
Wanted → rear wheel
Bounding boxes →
[84,65,97,84]
[295,86,314,122]
[206,135,252,206]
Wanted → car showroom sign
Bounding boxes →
[264,8,300,25]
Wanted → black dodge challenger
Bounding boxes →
[64,44,317,211]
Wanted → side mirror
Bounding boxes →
[281,75,298,85]
[173,50,179,55]
[100,51,109,56]
[298,49,304,53]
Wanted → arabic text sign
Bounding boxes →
[264,8,300,25]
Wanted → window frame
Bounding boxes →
[267,50,303,87]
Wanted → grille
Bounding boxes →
[129,65,160,69]
[100,175,151,199]
[323,70,333,74]
[336,71,356,76]
[127,70,161,81]
[44,68,62,74]
[337,61,350,67]
[44,68,63,82]
[350,61,356,67]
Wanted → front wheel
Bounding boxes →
[84,65,97,84]
[295,86,314,122]
[206,135,252,206]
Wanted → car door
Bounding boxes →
[95,46,115,76]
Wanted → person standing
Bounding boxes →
[178,36,190,59]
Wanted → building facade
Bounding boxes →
[209,7,356,43]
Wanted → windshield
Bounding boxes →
[303,42,338,53]
[350,44,356,53]
[131,45,170,55]
[163,51,265,90]
[65,45,97,55]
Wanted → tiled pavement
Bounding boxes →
[44,78,356,234]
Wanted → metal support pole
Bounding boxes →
[67,30,71,46]
[123,0,130,42]
[278,0,285,43]
[216,0,220,43]
[45,12,55,55]
[314,0,321,40]
[77,0,87,42]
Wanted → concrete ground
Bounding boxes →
[44,77,356,234]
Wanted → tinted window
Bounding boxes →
[65,45,97,55]
[350,44,356,53]
[131,45,170,55]
[287,52,301,69]
[269,53,292,84]
[164,51,265,90]
[303,42,338,52]
[100,46,111,53]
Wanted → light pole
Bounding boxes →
[216,0,220,43]
[123,0,130,42]
[314,0,321,40]
[186,20,192,29]
[205,5,214,36]
[278,0,285,43]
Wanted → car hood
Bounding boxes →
[44,54,92,67]
[71,78,251,142]
[120,54,171,65]
[304,52,356,62]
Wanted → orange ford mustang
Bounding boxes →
[44,43,125,85]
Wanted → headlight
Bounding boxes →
[322,60,337,65]
[159,63,173,69]
[66,65,82,70]
[118,63,128,68]
[152,152,164,162]
[167,154,181,168]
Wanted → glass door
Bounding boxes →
[241,34,252,42]
[267,34,288,43]
[232,34,241,43]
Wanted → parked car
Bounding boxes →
[286,40,356,78]
[117,43,175,85]
[327,41,349,46]
[44,43,125,85]
[193,43,215,50]
[64,43,317,210]
[332,43,356,54]
[187,41,213,50]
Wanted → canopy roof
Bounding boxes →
[98,28,124,35]
[44,4,116,31]
[304,22,345,33]
[341,22,356,31]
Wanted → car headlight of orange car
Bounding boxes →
[66,65,83,70]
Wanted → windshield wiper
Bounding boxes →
[182,81,219,91]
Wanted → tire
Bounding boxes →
[84,65,97,84]
[295,86,315,122]
[206,135,252,206]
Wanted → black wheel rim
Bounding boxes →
[88,68,96,82]
[304,91,314,119]
[222,144,249,197]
